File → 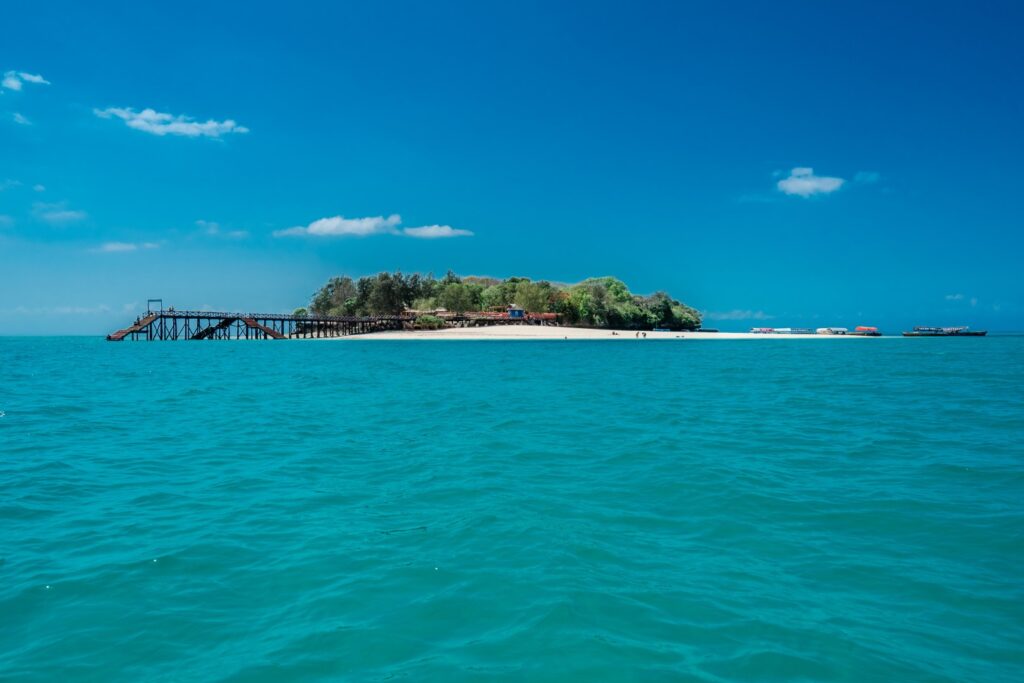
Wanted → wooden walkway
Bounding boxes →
[106,310,411,341]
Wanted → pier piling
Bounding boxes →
[106,310,410,341]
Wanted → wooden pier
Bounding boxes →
[106,306,411,341]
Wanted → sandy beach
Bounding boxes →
[328,326,878,341]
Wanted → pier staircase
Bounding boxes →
[242,318,285,339]
[191,317,237,340]
[106,313,159,341]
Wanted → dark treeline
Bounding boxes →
[304,271,701,330]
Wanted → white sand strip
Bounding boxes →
[315,326,878,341]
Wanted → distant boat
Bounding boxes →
[816,327,848,335]
[751,327,814,335]
[851,326,882,336]
[902,326,987,337]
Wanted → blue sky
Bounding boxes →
[2,1,1022,334]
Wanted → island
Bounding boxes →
[302,271,702,332]
[105,272,885,341]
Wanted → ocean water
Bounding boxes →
[1,336,1022,682]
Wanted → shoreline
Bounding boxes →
[312,326,882,341]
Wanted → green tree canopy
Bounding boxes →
[307,271,701,329]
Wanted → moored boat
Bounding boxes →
[902,326,987,337]
[851,326,881,336]
[762,327,815,335]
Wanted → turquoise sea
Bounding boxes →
[1,336,1022,682]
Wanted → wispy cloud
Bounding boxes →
[0,214,13,228]
[32,184,44,192]
[945,293,979,307]
[275,214,473,239]
[0,179,22,191]
[3,304,111,316]
[196,219,248,239]
[777,167,845,197]
[12,112,31,125]
[402,224,474,239]
[196,219,220,235]
[90,241,161,253]
[2,71,50,91]
[54,304,110,314]
[33,202,86,224]
[705,309,774,321]
[94,107,249,138]
[854,171,881,184]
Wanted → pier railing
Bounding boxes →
[107,310,413,341]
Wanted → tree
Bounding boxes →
[481,285,510,310]
[438,282,481,312]
[364,272,406,314]
[310,276,358,315]
[305,271,701,329]
[514,281,551,312]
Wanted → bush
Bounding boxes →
[415,315,446,330]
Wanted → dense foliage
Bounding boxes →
[308,271,701,330]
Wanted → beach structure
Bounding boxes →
[107,300,559,341]
[107,301,410,341]
[751,327,816,335]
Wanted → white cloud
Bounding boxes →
[705,309,774,321]
[275,214,474,239]
[94,107,249,138]
[12,112,30,125]
[33,202,86,224]
[0,179,21,191]
[275,214,402,238]
[777,167,845,197]
[197,219,248,239]
[2,71,50,91]
[854,171,881,184]
[91,241,160,253]
[18,72,49,85]
[196,219,220,235]
[32,184,45,192]
[54,304,110,315]
[945,293,979,307]
[402,224,474,239]
[2,304,111,316]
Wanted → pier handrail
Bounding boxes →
[144,310,415,322]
